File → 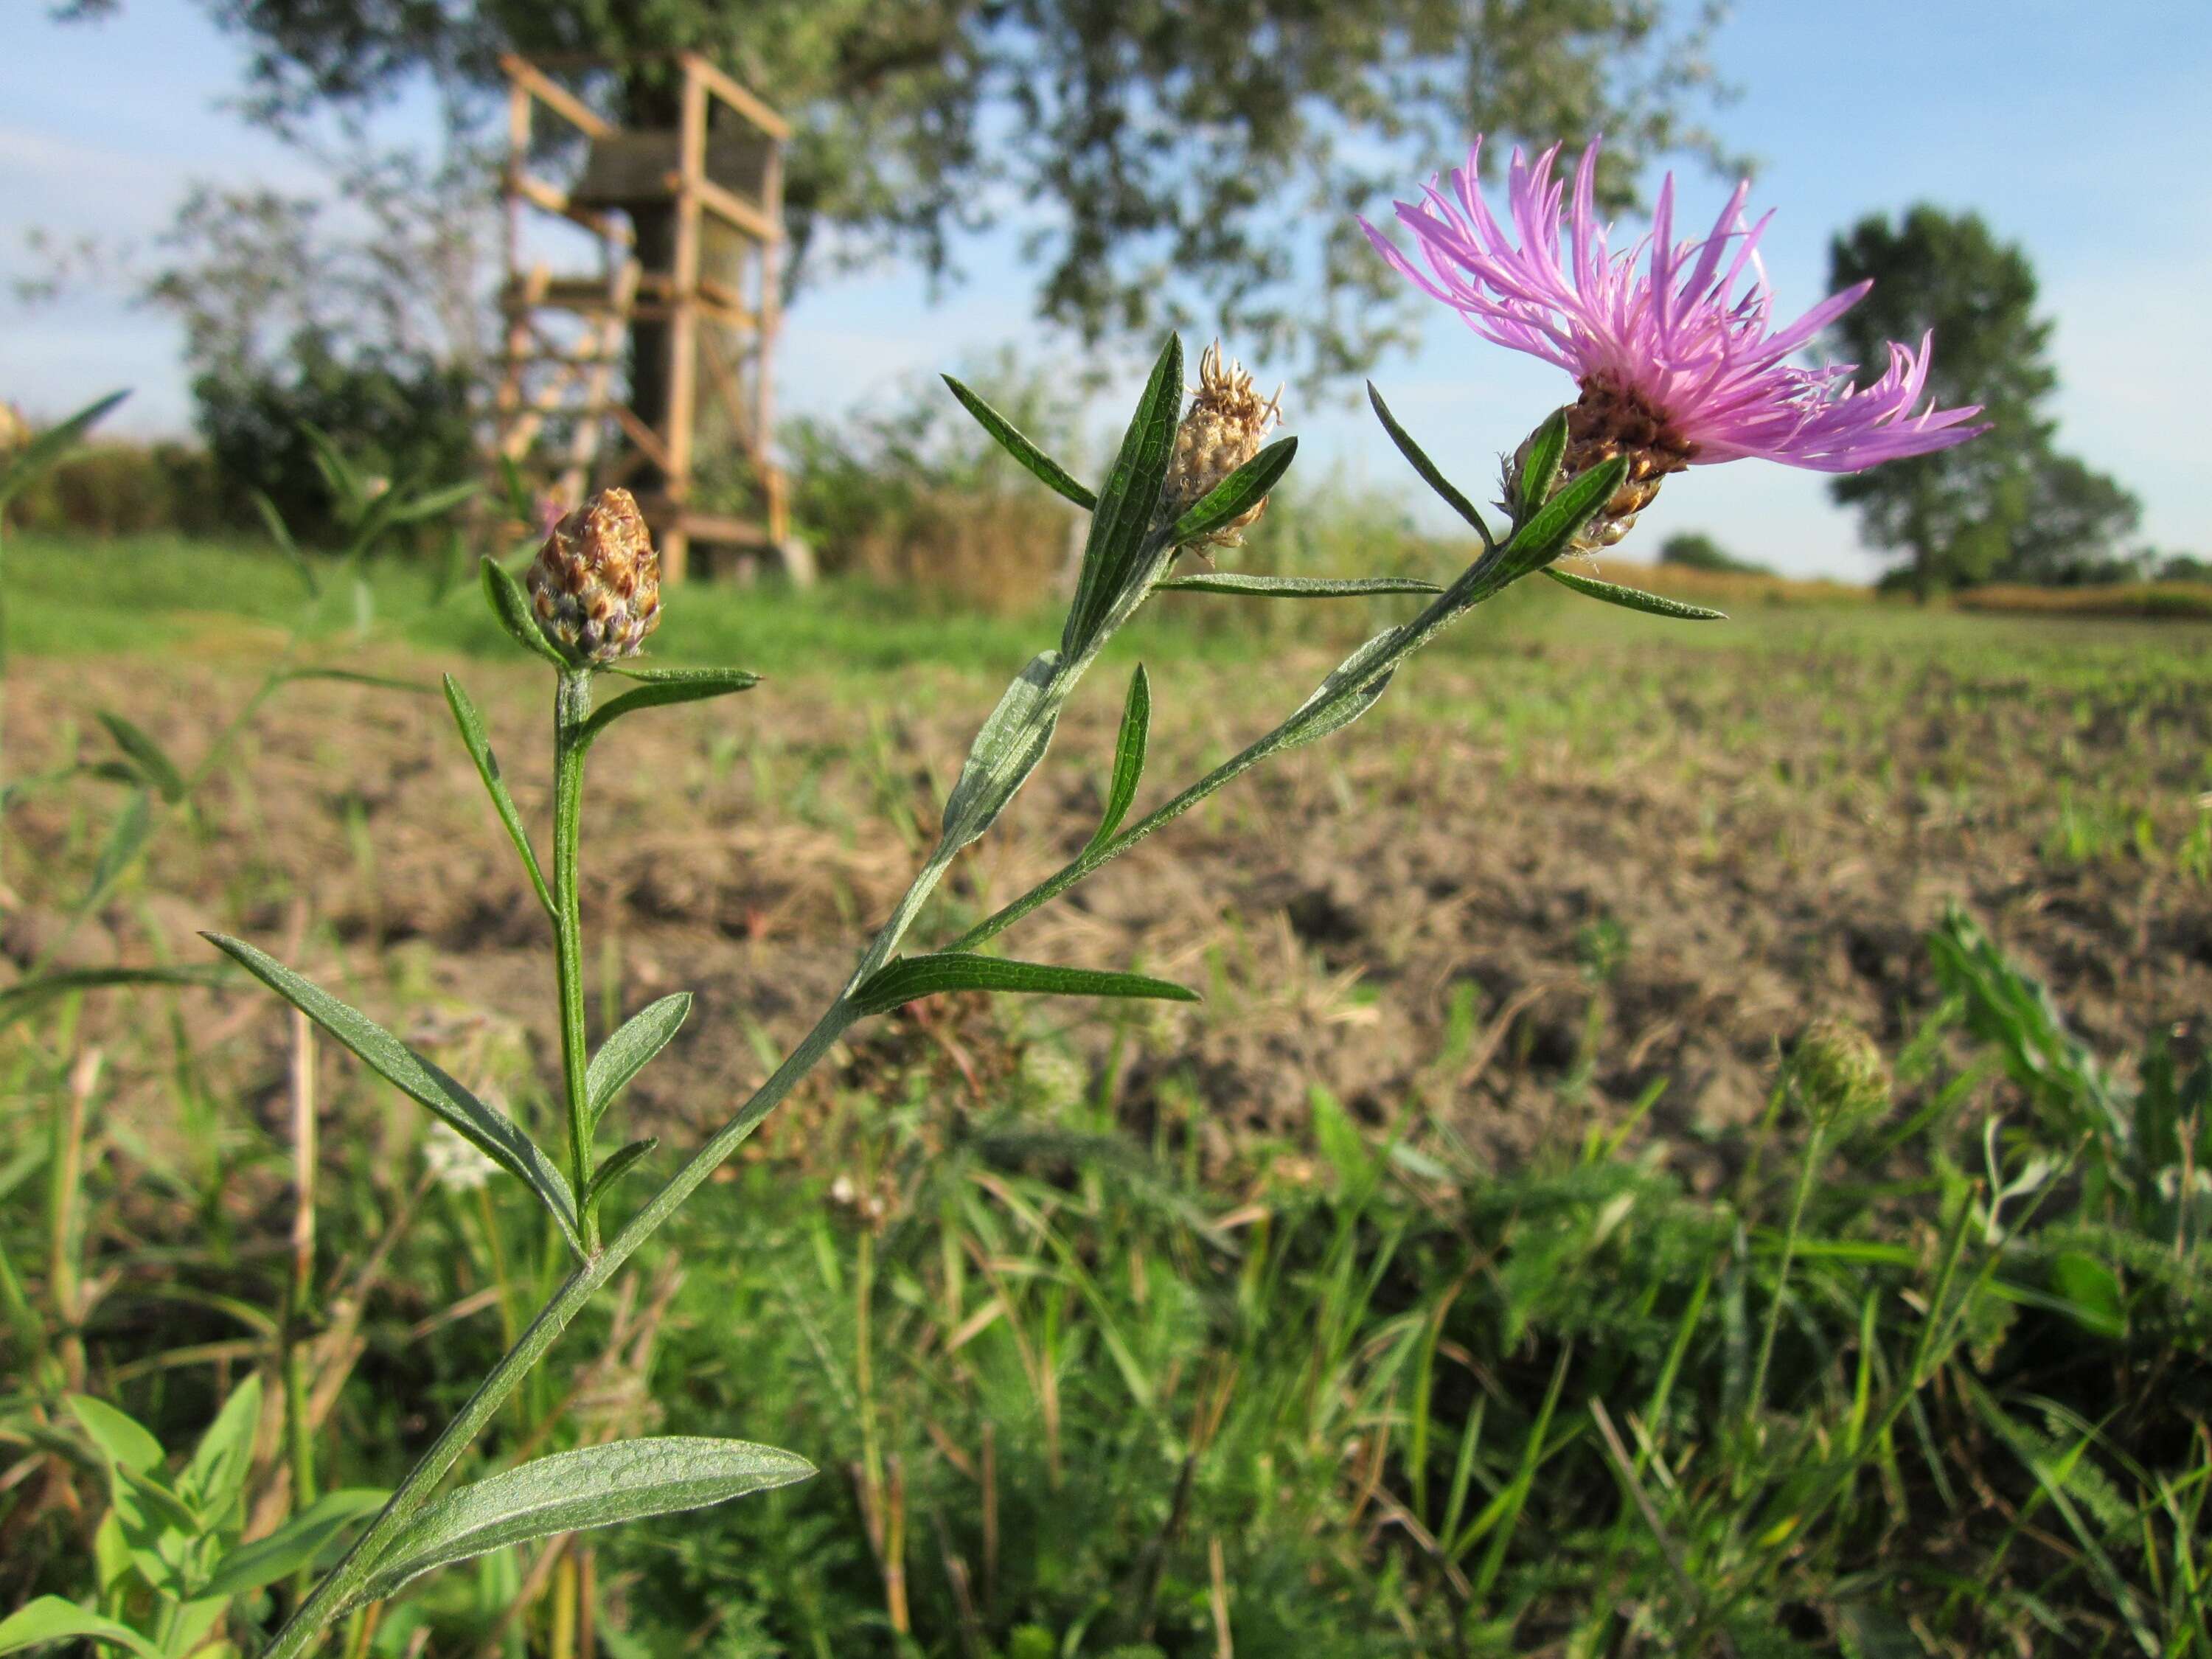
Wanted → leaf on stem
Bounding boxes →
[202,933,583,1254]
[386,480,479,526]
[1514,408,1571,521]
[1062,335,1183,656]
[582,1138,658,1212]
[180,1374,262,1519]
[250,487,320,597]
[585,992,692,1129]
[1500,456,1632,578]
[1155,573,1441,599]
[577,668,762,750]
[942,376,1096,511]
[1542,567,1727,620]
[851,952,1197,1016]
[937,648,1062,850]
[479,556,568,669]
[95,713,186,804]
[1165,436,1298,550]
[443,676,553,917]
[1088,664,1150,850]
[347,1438,815,1608]
[86,790,152,904]
[0,390,128,509]
[200,1489,390,1600]
[1366,383,1498,550]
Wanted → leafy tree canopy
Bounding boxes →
[58,0,1731,383]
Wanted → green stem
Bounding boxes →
[260,1000,858,1659]
[1744,1121,1822,1447]
[552,669,597,1248]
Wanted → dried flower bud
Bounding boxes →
[1508,372,1697,553]
[1158,341,1284,549]
[526,487,663,664]
[1787,1018,1891,1131]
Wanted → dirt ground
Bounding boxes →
[9,622,2211,1183]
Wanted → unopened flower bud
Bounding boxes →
[1158,341,1284,549]
[526,487,663,664]
[1787,1018,1890,1131]
[1508,372,1695,554]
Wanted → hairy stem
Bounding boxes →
[552,669,597,1245]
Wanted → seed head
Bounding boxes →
[1787,1018,1891,1131]
[526,487,663,664]
[1159,341,1284,549]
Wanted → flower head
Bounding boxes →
[1362,138,1986,515]
[1159,341,1284,549]
[527,487,663,664]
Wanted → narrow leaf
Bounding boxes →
[585,993,692,1127]
[1156,573,1441,598]
[1500,456,1631,576]
[1515,408,1571,520]
[1367,383,1496,549]
[942,376,1096,510]
[1063,335,1183,655]
[479,556,568,669]
[583,1138,658,1211]
[0,391,128,509]
[278,667,432,695]
[1542,568,1727,620]
[95,713,186,804]
[0,1597,160,1659]
[852,952,1198,1016]
[250,487,319,597]
[1165,436,1297,549]
[349,1438,815,1608]
[181,1374,262,1519]
[299,424,362,521]
[577,669,761,749]
[200,1489,389,1600]
[202,933,582,1253]
[66,1397,164,1475]
[388,480,480,526]
[498,454,536,524]
[1088,664,1150,850]
[937,649,1062,849]
[0,966,234,1032]
[86,790,151,902]
[444,676,553,917]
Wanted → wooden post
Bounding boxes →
[759,137,787,549]
[662,58,707,585]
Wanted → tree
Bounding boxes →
[57,0,1730,389]
[1658,531,1767,574]
[1826,206,2138,592]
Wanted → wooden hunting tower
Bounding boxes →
[495,52,807,582]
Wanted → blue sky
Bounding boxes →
[5,0,2207,577]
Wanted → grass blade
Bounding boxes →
[0,965,234,1031]
[443,675,553,918]
[203,932,582,1253]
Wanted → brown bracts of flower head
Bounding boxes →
[1157,341,1284,551]
[526,487,664,664]
[1508,372,1699,554]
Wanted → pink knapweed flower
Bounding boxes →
[1363,137,1986,541]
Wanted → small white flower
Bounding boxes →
[423,1121,498,1194]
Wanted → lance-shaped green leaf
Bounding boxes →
[942,375,1096,511]
[498,453,536,524]
[479,556,568,669]
[203,933,582,1253]
[387,479,480,526]
[1514,407,1571,521]
[444,676,553,917]
[852,952,1198,1016]
[1063,335,1183,656]
[1499,455,1632,578]
[346,1438,815,1609]
[276,667,431,696]
[251,488,321,597]
[583,1138,658,1212]
[1367,383,1496,550]
[937,649,1062,849]
[0,1597,160,1659]
[200,1489,390,1600]
[0,966,234,1032]
[1543,567,1727,620]
[1156,572,1441,599]
[1088,664,1150,851]
[577,667,762,750]
[66,1396,164,1475]
[0,390,128,508]
[1165,435,1298,552]
[94,714,184,804]
[585,993,692,1129]
[180,1373,262,1520]
[86,790,151,905]
[300,424,364,522]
